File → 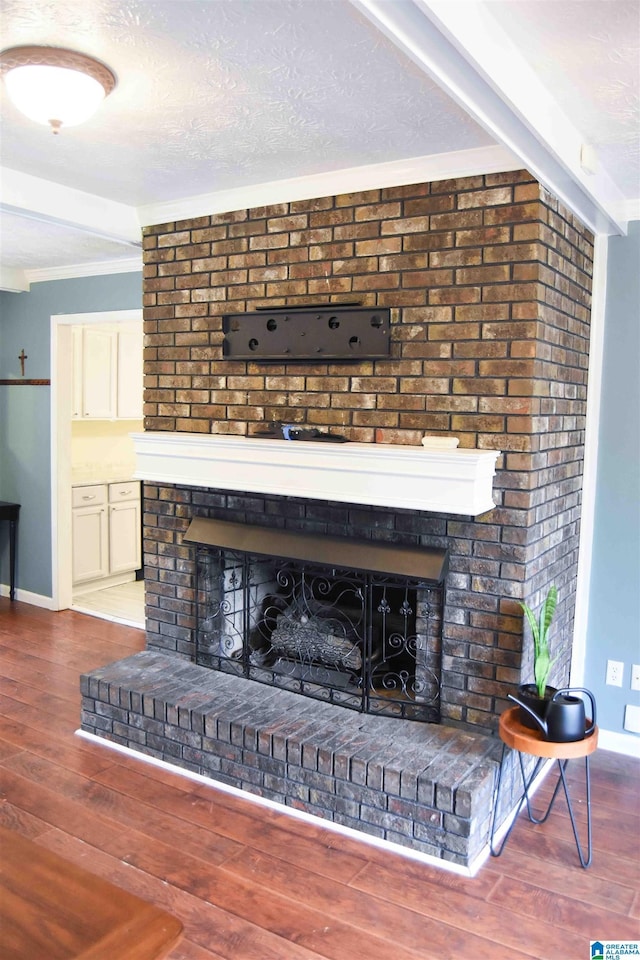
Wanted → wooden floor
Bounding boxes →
[1,599,638,960]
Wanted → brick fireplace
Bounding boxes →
[81,169,594,868]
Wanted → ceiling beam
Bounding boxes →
[353,0,628,235]
[0,168,142,247]
[0,266,30,293]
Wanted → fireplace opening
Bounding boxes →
[185,518,448,722]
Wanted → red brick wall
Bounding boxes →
[141,170,594,732]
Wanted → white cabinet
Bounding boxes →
[72,485,109,583]
[72,481,141,587]
[116,328,144,419]
[72,326,83,419]
[73,323,143,420]
[108,482,141,574]
[82,327,117,418]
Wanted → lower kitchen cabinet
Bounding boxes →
[72,485,109,583]
[108,482,142,574]
[72,481,141,588]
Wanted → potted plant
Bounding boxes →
[515,584,558,729]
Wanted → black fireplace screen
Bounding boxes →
[188,520,448,722]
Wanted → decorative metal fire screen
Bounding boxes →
[186,519,448,722]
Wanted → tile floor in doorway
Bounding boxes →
[72,579,145,629]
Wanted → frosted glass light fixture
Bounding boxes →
[0,46,116,134]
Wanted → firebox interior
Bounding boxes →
[185,517,448,722]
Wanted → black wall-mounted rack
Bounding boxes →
[222,305,391,361]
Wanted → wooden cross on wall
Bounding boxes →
[0,348,50,387]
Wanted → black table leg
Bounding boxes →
[490,744,546,858]
[0,503,20,601]
[491,746,593,867]
[9,517,17,601]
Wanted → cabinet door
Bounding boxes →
[82,328,116,418]
[117,326,144,418]
[72,504,109,583]
[109,500,141,574]
[71,326,83,418]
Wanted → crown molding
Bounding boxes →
[136,145,521,227]
[25,256,142,286]
[1,256,142,293]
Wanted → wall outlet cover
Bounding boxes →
[624,704,640,735]
[606,659,624,687]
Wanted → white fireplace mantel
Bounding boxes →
[132,432,500,517]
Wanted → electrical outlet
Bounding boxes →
[606,659,624,687]
[624,704,640,734]
[631,664,640,692]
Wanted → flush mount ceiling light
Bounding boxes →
[0,45,116,134]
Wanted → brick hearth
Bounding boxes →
[81,651,504,868]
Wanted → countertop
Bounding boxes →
[71,473,138,487]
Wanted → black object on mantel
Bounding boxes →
[223,305,391,360]
[253,422,349,442]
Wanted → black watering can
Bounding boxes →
[508,687,597,742]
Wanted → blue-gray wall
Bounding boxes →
[583,221,640,736]
[0,272,142,597]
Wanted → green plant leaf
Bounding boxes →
[519,602,539,648]
[539,585,557,642]
[534,648,551,697]
[519,585,558,698]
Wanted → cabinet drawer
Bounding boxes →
[109,481,140,503]
[72,484,107,508]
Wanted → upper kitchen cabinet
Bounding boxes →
[73,322,143,420]
[80,326,116,418]
[116,326,144,419]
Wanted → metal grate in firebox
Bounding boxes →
[194,544,445,722]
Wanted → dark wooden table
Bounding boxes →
[0,826,183,959]
[0,501,20,600]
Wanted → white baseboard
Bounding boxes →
[598,729,640,758]
[0,584,55,608]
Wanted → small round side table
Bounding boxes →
[490,705,598,868]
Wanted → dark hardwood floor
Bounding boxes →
[1,598,638,959]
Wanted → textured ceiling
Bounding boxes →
[0,0,491,206]
[0,0,639,285]
[486,0,640,197]
[1,210,139,271]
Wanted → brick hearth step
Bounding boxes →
[80,651,500,867]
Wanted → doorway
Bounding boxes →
[51,309,144,628]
